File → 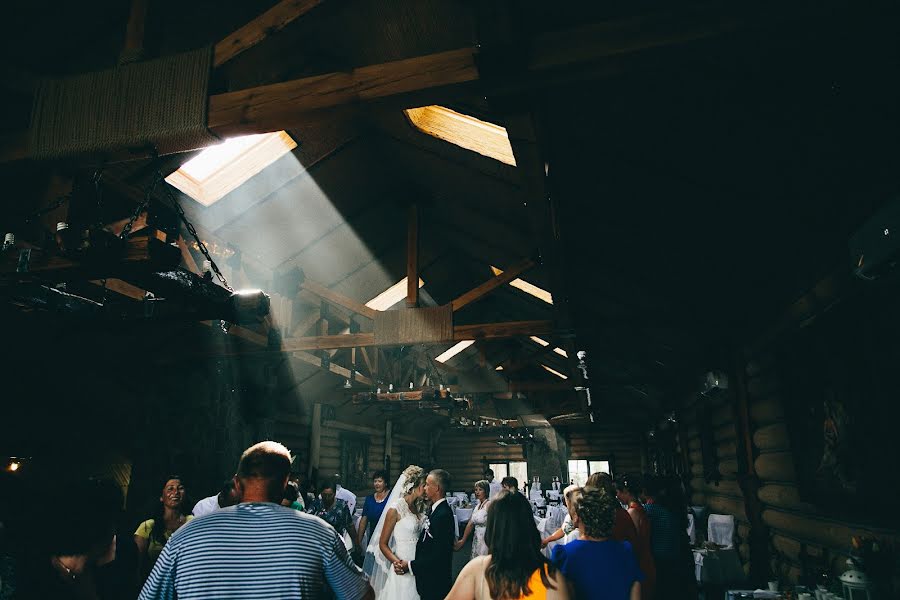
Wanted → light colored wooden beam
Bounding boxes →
[454,320,554,341]
[291,306,321,337]
[176,236,200,274]
[406,204,419,308]
[208,47,479,137]
[89,278,146,300]
[451,258,536,311]
[282,332,375,352]
[300,278,377,320]
[292,349,374,386]
[280,319,554,350]
[359,347,375,378]
[214,0,324,68]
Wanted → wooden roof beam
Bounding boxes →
[1,7,750,162]
[214,0,325,68]
[279,318,554,351]
[299,278,377,320]
[451,258,536,312]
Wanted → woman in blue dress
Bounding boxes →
[357,470,390,547]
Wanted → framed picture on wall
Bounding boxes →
[339,434,369,493]
[776,284,900,525]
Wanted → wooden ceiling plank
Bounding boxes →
[300,278,377,320]
[213,0,325,68]
[451,258,536,312]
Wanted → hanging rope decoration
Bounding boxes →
[29,46,220,160]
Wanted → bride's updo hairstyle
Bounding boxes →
[400,465,427,513]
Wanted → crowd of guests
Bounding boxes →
[0,449,695,600]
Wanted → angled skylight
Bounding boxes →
[404,105,516,166]
[365,277,425,311]
[530,335,568,358]
[490,266,553,304]
[435,340,475,363]
[165,131,297,206]
[542,364,568,379]
[495,365,504,371]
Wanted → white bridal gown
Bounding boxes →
[378,497,422,600]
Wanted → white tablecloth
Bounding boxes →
[455,508,473,523]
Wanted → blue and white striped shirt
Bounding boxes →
[139,502,370,600]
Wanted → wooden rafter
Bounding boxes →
[300,278,377,320]
[451,258,536,312]
[277,319,554,351]
[0,6,750,162]
[213,0,325,68]
[292,349,373,386]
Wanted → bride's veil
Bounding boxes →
[362,469,409,594]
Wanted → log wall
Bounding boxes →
[434,425,643,492]
[683,353,900,588]
[272,410,429,496]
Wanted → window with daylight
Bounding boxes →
[567,459,612,487]
[165,131,297,206]
[489,461,528,489]
[404,105,517,166]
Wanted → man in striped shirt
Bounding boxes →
[139,441,374,600]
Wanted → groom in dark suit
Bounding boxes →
[395,469,454,600]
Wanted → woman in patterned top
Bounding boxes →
[307,478,357,551]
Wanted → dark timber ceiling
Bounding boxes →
[1,1,898,432]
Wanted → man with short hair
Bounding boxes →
[191,479,238,517]
[398,469,454,600]
[484,468,502,499]
[139,441,373,600]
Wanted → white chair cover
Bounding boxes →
[707,513,735,548]
[687,512,696,544]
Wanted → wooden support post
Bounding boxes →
[384,420,393,478]
[120,0,149,64]
[406,204,419,308]
[309,403,322,480]
[360,347,375,378]
[732,350,771,586]
[176,236,200,274]
[451,258,536,311]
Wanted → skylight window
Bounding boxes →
[530,335,568,358]
[404,105,516,166]
[365,277,425,311]
[435,340,475,363]
[165,131,297,206]
[542,364,568,380]
[490,266,553,304]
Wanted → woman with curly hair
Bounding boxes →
[447,490,570,599]
[134,476,192,583]
[551,487,643,600]
[363,464,427,599]
[454,479,491,558]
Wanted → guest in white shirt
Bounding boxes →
[191,479,238,517]
[484,469,502,499]
[334,475,357,513]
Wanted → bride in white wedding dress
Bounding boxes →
[363,465,426,599]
